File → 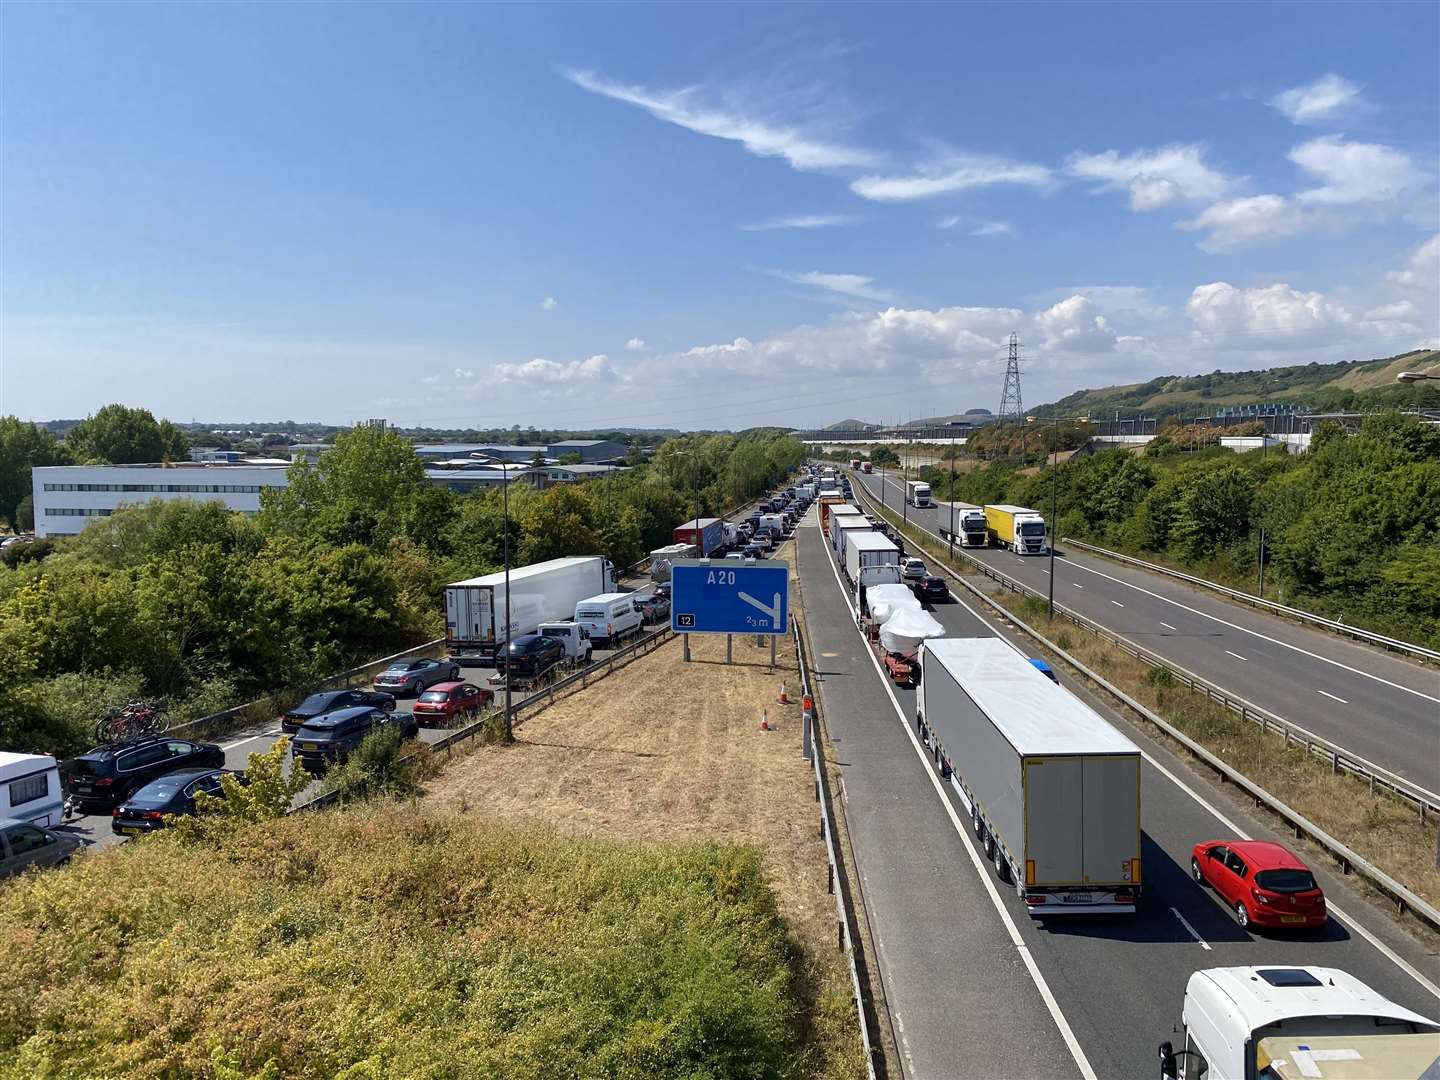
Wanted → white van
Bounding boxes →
[0,753,64,828]
[574,593,644,647]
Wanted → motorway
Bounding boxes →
[795,500,1440,1079]
[853,467,1440,793]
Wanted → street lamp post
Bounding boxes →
[1049,417,1058,619]
[502,467,513,743]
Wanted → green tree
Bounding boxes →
[558,452,583,465]
[518,485,599,564]
[1170,467,1255,562]
[64,404,188,464]
[172,737,313,841]
[0,416,71,526]
[869,446,899,467]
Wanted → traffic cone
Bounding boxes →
[759,710,770,731]
[802,694,814,718]
[778,683,791,705]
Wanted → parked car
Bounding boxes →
[372,658,460,696]
[0,817,81,878]
[653,581,672,602]
[493,634,566,680]
[411,681,492,726]
[62,736,226,812]
[111,768,237,835]
[281,688,396,734]
[635,593,671,622]
[901,557,927,583]
[292,707,419,773]
[916,575,949,603]
[1190,839,1326,931]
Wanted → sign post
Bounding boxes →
[671,559,789,665]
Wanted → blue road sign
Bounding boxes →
[670,558,789,636]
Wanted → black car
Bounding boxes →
[62,736,226,811]
[292,706,419,773]
[111,767,238,836]
[281,688,397,734]
[916,575,949,604]
[493,634,566,679]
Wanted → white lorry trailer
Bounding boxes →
[937,501,989,548]
[906,480,932,508]
[844,531,900,586]
[649,543,695,583]
[917,637,1142,914]
[1160,966,1440,1080]
[444,556,617,664]
[831,514,873,555]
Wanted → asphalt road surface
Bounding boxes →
[851,467,1440,794]
[796,499,1439,1080]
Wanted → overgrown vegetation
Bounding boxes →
[0,412,805,756]
[0,807,821,1079]
[925,411,1440,644]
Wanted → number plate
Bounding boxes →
[302,743,318,751]
[1281,915,1307,924]
[1061,893,1093,904]
[121,827,141,835]
[75,785,92,793]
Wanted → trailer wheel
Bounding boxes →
[983,832,995,861]
[971,805,983,837]
[994,845,1012,884]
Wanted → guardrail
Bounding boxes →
[1060,536,1440,662]
[849,479,1440,931]
[293,623,676,813]
[793,617,880,1080]
[849,481,1440,823]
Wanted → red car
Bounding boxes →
[410,681,492,726]
[1190,839,1326,931]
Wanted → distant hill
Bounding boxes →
[1034,349,1440,419]
[823,418,879,431]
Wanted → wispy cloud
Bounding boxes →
[767,269,896,302]
[971,221,1013,237]
[1270,74,1365,125]
[740,212,856,231]
[625,337,648,351]
[1066,144,1233,210]
[494,354,613,384]
[1178,194,1314,253]
[1290,135,1423,206]
[453,367,477,379]
[563,69,878,171]
[541,296,558,311]
[851,151,1051,202]
[937,217,1013,237]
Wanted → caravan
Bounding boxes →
[0,753,65,828]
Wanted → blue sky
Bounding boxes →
[3,2,1436,430]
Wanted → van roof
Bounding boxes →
[1187,967,1439,1033]
[577,593,630,605]
[848,533,899,552]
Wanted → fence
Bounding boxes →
[293,623,676,813]
[1061,536,1440,662]
[793,618,880,1080]
[850,480,1440,932]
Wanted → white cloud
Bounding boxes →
[1290,135,1424,206]
[1034,295,1117,351]
[493,354,613,384]
[1066,144,1232,210]
[1178,194,1314,252]
[1363,300,1417,321]
[421,374,441,385]
[453,368,476,379]
[740,212,856,231]
[1270,74,1364,125]
[563,69,877,171]
[972,221,1013,237]
[625,337,648,351]
[767,269,897,302]
[1185,281,1353,343]
[850,151,1052,202]
[541,296,558,311]
[1387,234,1440,288]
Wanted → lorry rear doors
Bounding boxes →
[446,586,493,642]
[1023,755,1139,887]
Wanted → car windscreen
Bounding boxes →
[291,693,334,715]
[129,777,189,804]
[418,691,448,703]
[295,725,338,740]
[1254,869,1318,893]
[385,662,421,673]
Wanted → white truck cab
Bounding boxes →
[1160,966,1440,1080]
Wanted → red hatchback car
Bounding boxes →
[1191,839,1326,931]
[410,681,492,727]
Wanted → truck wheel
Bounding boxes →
[994,846,1012,884]
[983,832,995,861]
[971,805,983,837]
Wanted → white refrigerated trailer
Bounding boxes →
[844,531,900,586]
[917,637,1142,914]
[445,556,617,663]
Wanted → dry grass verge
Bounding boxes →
[862,489,1440,919]
[423,542,866,1079]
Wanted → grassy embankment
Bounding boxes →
[861,488,1440,916]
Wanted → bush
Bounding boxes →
[1146,665,1177,689]
[321,724,431,802]
[4,669,148,757]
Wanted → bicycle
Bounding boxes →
[94,701,168,744]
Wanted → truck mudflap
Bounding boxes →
[1022,889,1139,915]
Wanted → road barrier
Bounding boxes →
[1060,536,1440,662]
[293,623,676,813]
[851,481,1440,931]
[793,616,881,1080]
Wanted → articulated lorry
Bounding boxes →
[832,515,875,558]
[844,532,900,587]
[1160,966,1440,1080]
[849,457,862,469]
[985,503,1048,555]
[673,517,725,558]
[649,543,695,582]
[861,461,873,473]
[906,480,932,508]
[937,501,989,548]
[445,556,618,663]
[917,637,1142,914]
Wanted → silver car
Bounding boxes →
[372,657,461,696]
[0,817,81,879]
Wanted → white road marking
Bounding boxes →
[845,483,1440,1002]
[1160,622,1178,631]
[1224,650,1248,662]
[1317,689,1349,704]
[1110,600,1124,608]
[221,731,280,750]
[1041,568,1050,574]
[1073,582,1084,589]
[818,520,1100,1080]
[1063,557,1440,706]
[1169,907,1212,950]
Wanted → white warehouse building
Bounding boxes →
[31,462,292,538]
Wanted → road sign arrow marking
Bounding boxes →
[738,590,782,628]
